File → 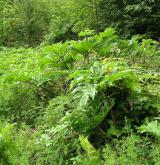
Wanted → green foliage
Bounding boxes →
[78,29,95,38]
[79,135,100,165]
[99,0,160,38]
[0,123,15,164]
[139,120,160,138]
[0,28,160,164]
[102,134,160,165]
[0,0,52,47]
[1,0,160,47]
[0,122,36,165]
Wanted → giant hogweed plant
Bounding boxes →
[69,59,159,133]
[33,55,159,164]
[31,59,141,164]
[68,58,141,135]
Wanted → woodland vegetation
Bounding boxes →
[0,0,160,164]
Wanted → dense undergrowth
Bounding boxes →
[0,28,160,164]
